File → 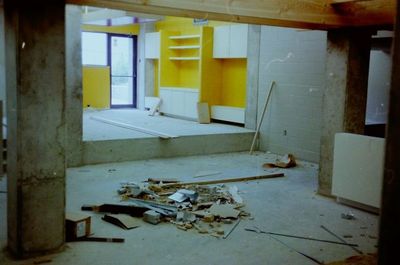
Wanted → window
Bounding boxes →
[81,32,107,65]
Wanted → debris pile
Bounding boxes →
[116,179,250,237]
[81,173,285,238]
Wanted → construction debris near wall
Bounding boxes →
[82,173,284,238]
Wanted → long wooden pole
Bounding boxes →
[161,172,284,188]
[249,80,276,154]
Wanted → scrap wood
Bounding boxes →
[90,116,177,139]
[320,225,363,254]
[250,80,276,155]
[268,234,323,265]
[128,198,177,216]
[223,219,241,239]
[263,154,297,168]
[147,177,179,184]
[76,236,125,243]
[161,172,284,188]
[102,214,140,230]
[244,227,359,247]
[81,204,148,217]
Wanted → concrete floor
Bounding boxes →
[0,152,378,264]
[83,109,252,141]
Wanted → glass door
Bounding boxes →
[109,34,137,108]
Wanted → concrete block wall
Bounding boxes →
[258,26,327,162]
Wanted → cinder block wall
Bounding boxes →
[258,26,327,162]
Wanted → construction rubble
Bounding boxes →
[116,178,250,238]
[80,173,284,239]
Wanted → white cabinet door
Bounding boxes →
[213,26,230,58]
[229,24,248,58]
[159,89,171,113]
[170,90,185,116]
[145,32,160,59]
[184,91,199,119]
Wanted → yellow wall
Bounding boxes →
[155,16,247,107]
[82,24,139,109]
[200,26,222,106]
[221,59,247,107]
[81,24,140,35]
[83,66,110,108]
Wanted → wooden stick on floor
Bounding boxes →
[161,172,284,188]
[249,80,276,155]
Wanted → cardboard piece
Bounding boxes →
[197,102,211,124]
[102,214,140,230]
[263,154,297,168]
[209,204,240,219]
[66,212,91,241]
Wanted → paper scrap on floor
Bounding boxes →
[263,153,297,168]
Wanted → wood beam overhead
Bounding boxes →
[66,0,395,30]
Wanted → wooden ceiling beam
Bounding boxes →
[66,0,396,30]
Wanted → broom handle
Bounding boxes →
[249,80,276,154]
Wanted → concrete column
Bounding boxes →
[318,30,371,196]
[66,4,83,167]
[5,0,66,257]
[378,3,400,263]
[0,3,6,114]
[245,25,261,130]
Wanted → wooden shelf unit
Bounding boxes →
[169,45,200,50]
[169,57,200,61]
[169,34,200,40]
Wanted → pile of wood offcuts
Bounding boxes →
[117,177,253,238]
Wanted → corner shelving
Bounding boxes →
[169,34,200,40]
[169,45,200,50]
[169,57,200,61]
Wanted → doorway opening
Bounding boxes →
[81,31,137,109]
[109,34,137,108]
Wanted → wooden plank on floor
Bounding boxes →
[90,116,178,139]
[162,172,284,187]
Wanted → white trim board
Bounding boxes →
[90,116,178,139]
[211,105,245,124]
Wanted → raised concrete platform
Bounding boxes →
[82,109,254,164]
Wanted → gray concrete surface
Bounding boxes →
[257,26,326,163]
[319,31,371,196]
[4,1,66,257]
[245,24,260,130]
[66,5,84,168]
[82,109,254,165]
[83,109,252,141]
[0,151,379,264]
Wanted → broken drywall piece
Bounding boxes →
[209,204,240,219]
[102,214,140,230]
[143,210,161,225]
[263,154,297,168]
[168,189,198,203]
[341,212,356,220]
[176,211,197,223]
[228,186,243,204]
